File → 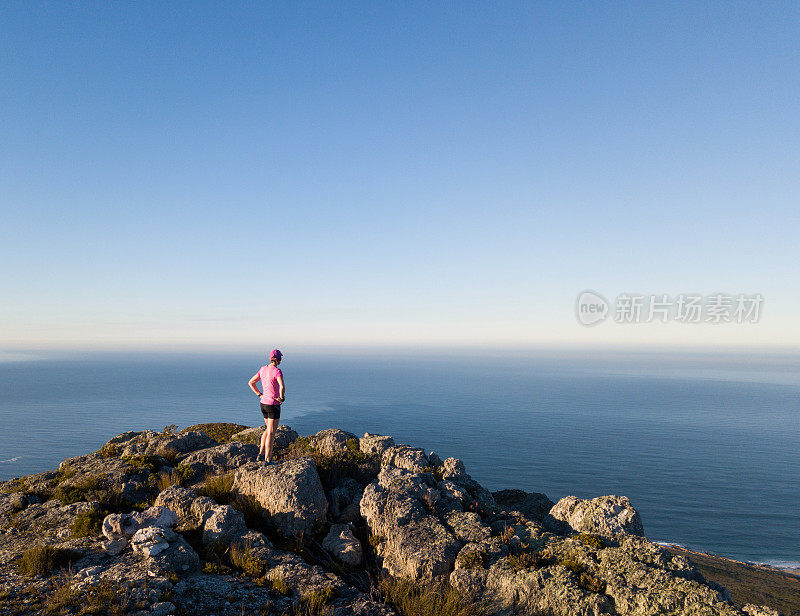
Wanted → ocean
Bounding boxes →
[0,348,797,570]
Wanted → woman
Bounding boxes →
[248,349,285,466]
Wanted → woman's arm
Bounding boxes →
[277,374,285,402]
[248,372,262,397]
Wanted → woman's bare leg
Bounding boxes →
[265,417,279,462]
[259,423,269,458]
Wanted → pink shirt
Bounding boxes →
[257,364,283,405]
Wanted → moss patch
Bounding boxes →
[180,422,249,444]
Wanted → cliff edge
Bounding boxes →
[0,422,793,616]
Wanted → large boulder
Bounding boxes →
[545,495,644,537]
[360,433,395,457]
[493,489,555,523]
[131,525,178,557]
[153,485,198,530]
[113,430,217,458]
[202,505,247,545]
[381,445,429,473]
[102,505,178,540]
[179,442,259,482]
[360,466,463,581]
[309,428,358,455]
[232,458,328,537]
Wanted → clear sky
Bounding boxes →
[1,2,798,352]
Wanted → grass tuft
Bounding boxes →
[16,545,81,577]
[71,508,106,537]
[196,471,235,504]
[378,575,489,616]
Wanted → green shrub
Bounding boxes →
[154,443,179,465]
[98,442,119,458]
[180,422,249,444]
[202,561,232,575]
[53,474,106,504]
[175,463,196,483]
[57,463,77,480]
[229,542,268,576]
[280,437,377,491]
[16,545,80,577]
[123,454,163,474]
[345,438,367,461]
[557,557,606,593]
[1,477,27,494]
[576,533,605,550]
[71,508,106,537]
[296,587,334,615]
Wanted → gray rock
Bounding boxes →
[443,511,492,543]
[146,534,200,576]
[546,494,644,537]
[322,523,363,566]
[179,442,259,483]
[153,486,198,529]
[232,458,328,537]
[131,525,177,557]
[102,506,178,540]
[440,457,466,478]
[310,428,358,455]
[381,445,429,473]
[150,602,176,616]
[101,536,128,556]
[360,466,463,581]
[360,433,395,457]
[492,489,555,522]
[328,477,364,522]
[8,492,27,512]
[202,505,247,545]
[190,495,218,526]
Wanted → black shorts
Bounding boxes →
[260,403,281,420]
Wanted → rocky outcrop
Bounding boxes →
[102,505,178,541]
[232,458,328,537]
[0,422,787,616]
[493,488,555,522]
[360,433,395,457]
[179,442,259,483]
[230,424,299,450]
[545,494,645,537]
[361,465,465,581]
[108,429,218,458]
[309,428,358,455]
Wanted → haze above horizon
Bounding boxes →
[2,2,798,351]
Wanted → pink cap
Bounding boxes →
[270,349,283,360]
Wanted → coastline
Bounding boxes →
[663,544,800,615]
[654,542,800,579]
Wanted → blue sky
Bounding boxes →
[1,2,798,351]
